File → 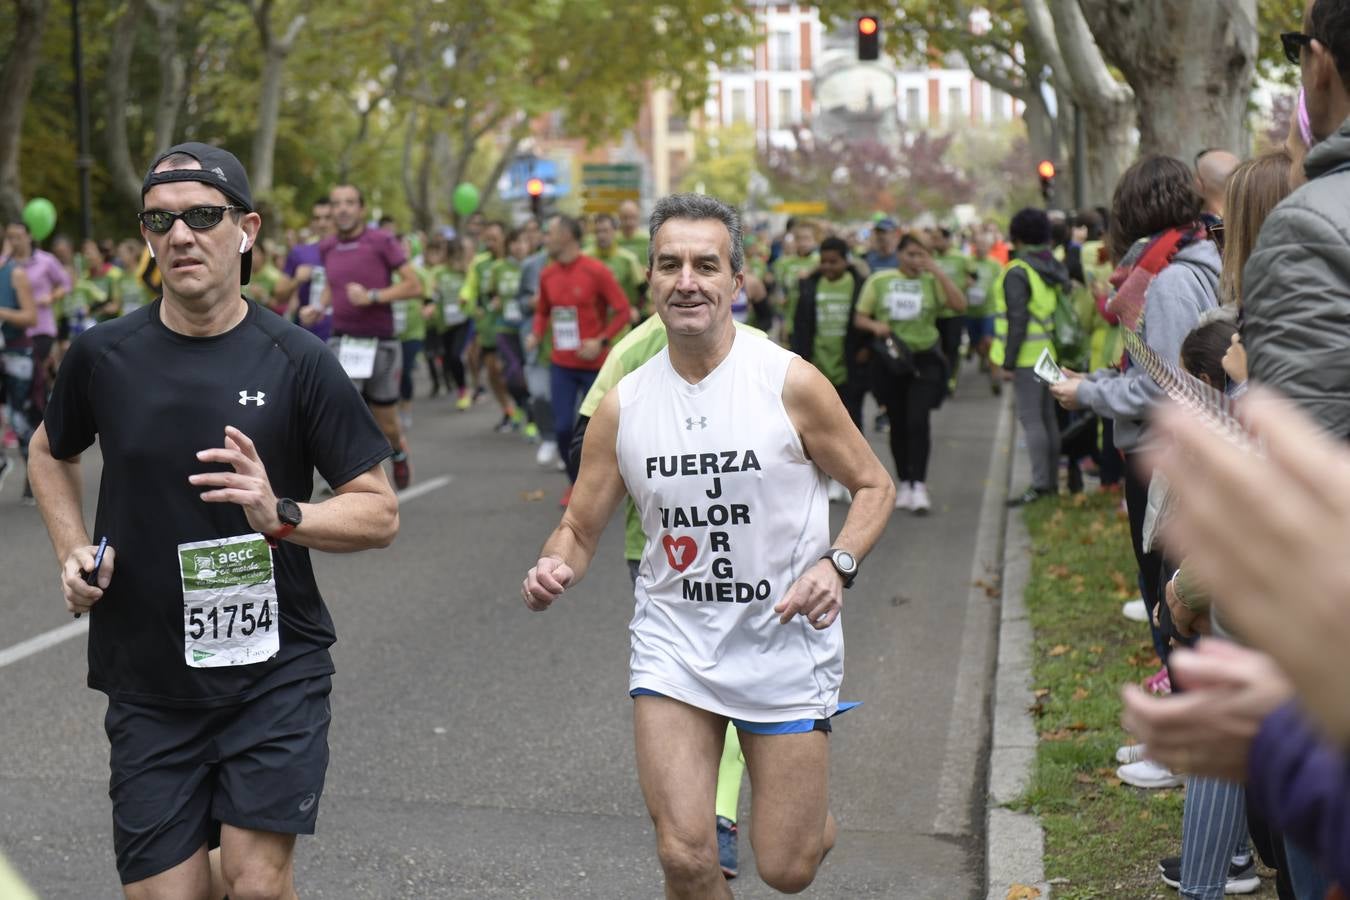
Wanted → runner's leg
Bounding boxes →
[218,825,298,900]
[122,847,213,900]
[633,695,732,900]
[738,728,835,893]
[444,323,469,392]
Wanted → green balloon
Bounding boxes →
[22,197,57,242]
[452,183,480,218]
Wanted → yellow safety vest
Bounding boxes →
[990,259,1057,368]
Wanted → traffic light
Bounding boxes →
[526,177,544,218]
[857,15,880,61]
[1037,160,1056,205]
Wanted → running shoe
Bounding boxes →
[1115,743,1147,765]
[827,480,850,503]
[391,451,412,491]
[1122,598,1149,623]
[1006,487,1053,507]
[472,386,487,405]
[910,482,931,515]
[494,415,519,434]
[716,815,738,879]
[1158,854,1260,893]
[1116,759,1183,789]
[1145,667,1172,696]
[455,389,471,411]
[523,422,540,442]
[536,440,559,468]
[894,481,913,511]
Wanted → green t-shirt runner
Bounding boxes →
[588,244,645,309]
[810,271,855,386]
[856,270,942,352]
[772,252,819,312]
[488,257,527,333]
[578,315,766,561]
[934,251,970,320]
[966,257,1001,319]
[461,251,499,349]
[424,265,468,330]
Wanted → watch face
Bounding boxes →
[835,550,856,573]
[278,498,302,526]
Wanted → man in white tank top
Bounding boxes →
[522,194,895,897]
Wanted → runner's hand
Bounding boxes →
[190,426,282,535]
[525,334,540,353]
[577,338,603,361]
[347,283,372,307]
[298,305,324,326]
[523,556,573,611]
[774,559,842,629]
[63,543,116,615]
[296,264,313,283]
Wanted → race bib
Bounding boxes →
[884,280,925,322]
[2,351,33,380]
[551,307,581,351]
[503,299,524,324]
[968,286,987,308]
[338,336,378,379]
[178,534,280,668]
[392,302,409,336]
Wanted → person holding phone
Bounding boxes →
[28,143,398,900]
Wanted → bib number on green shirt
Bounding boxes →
[885,280,924,321]
[179,534,279,668]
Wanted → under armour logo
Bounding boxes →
[238,391,266,407]
[211,166,227,181]
[684,416,708,430]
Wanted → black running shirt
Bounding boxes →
[44,299,392,707]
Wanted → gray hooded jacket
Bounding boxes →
[1243,117,1350,437]
[1076,239,1221,452]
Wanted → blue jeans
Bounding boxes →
[1180,777,1248,899]
[550,364,597,483]
[1284,837,1330,899]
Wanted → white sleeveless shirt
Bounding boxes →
[615,331,843,722]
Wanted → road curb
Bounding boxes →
[985,395,1050,900]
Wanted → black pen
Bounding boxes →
[77,536,108,619]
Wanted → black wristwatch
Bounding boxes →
[821,548,859,589]
[268,498,303,546]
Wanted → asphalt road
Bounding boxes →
[0,358,1004,899]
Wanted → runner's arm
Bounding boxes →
[0,267,36,328]
[370,262,424,304]
[928,261,967,312]
[529,390,626,592]
[288,465,399,552]
[28,423,109,613]
[783,358,894,561]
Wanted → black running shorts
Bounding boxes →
[105,673,332,885]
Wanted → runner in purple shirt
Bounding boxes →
[276,198,334,342]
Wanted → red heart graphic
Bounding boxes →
[661,535,698,572]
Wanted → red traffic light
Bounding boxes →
[1037,160,1056,180]
[858,16,878,35]
[526,177,545,197]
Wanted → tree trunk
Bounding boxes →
[401,109,431,229]
[248,5,306,201]
[1048,0,1136,207]
[1076,0,1257,163]
[148,0,186,156]
[105,0,144,205]
[0,0,50,222]
[1021,84,1059,166]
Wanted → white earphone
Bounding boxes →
[146,241,156,260]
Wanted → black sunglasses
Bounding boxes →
[1282,31,1314,65]
[138,205,242,234]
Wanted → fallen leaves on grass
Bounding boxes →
[1048,644,1072,657]
[1072,687,1090,701]
[520,489,546,502]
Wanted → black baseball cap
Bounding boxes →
[142,142,255,284]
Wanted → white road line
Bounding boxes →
[0,618,88,669]
[931,390,1013,837]
[0,474,454,669]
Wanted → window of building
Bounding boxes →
[906,87,921,123]
[731,88,748,124]
[778,87,794,128]
[774,31,795,71]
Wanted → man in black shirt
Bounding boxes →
[28,143,399,899]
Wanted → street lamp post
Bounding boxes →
[71,0,93,241]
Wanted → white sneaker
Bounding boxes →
[894,481,913,510]
[1115,743,1147,765]
[1122,598,1149,623]
[536,440,559,468]
[827,480,851,503]
[910,482,931,515]
[1117,758,1183,789]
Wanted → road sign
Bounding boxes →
[772,201,828,215]
[582,163,641,190]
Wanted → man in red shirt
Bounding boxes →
[527,215,630,493]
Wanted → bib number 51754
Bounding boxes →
[187,600,273,641]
